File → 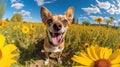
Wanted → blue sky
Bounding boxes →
[2,0,120,25]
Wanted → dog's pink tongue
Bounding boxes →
[52,34,62,46]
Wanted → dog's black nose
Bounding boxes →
[53,23,62,31]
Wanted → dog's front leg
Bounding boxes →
[57,52,62,64]
[44,51,49,65]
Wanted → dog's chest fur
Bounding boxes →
[44,46,63,52]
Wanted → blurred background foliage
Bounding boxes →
[0,0,6,20]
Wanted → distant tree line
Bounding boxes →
[71,16,120,28]
[11,13,23,22]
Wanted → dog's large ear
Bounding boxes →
[64,7,74,24]
[40,6,52,23]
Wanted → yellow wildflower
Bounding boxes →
[84,43,89,49]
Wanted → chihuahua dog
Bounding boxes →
[40,6,74,65]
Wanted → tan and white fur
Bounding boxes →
[40,6,74,65]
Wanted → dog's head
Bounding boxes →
[40,6,74,46]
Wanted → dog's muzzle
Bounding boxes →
[48,30,65,46]
[53,23,62,31]
[47,23,66,46]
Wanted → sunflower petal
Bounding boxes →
[110,49,120,64]
[91,46,99,60]
[100,47,106,59]
[8,59,17,64]
[79,52,93,63]
[111,64,120,67]
[9,53,19,58]
[71,55,92,65]
[2,44,17,56]
[104,48,112,59]
[94,45,100,56]
[110,49,120,60]
[86,46,96,61]
[0,34,5,48]
[0,58,17,67]
[110,55,120,64]
[79,52,93,60]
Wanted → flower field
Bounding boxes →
[0,20,120,67]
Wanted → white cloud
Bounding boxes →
[89,15,103,19]
[107,8,116,14]
[35,0,46,6]
[96,0,111,9]
[118,19,120,21]
[113,0,116,4]
[111,4,117,9]
[89,16,97,19]
[11,3,24,9]
[107,8,120,15]
[95,0,120,15]
[20,10,30,17]
[78,16,88,20]
[118,19,120,24]
[104,17,109,19]
[11,0,17,3]
[117,0,120,7]
[89,15,97,19]
[20,10,32,19]
[115,9,120,14]
[11,0,20,3]
[14,10,32,19]
[90,4,96,7]
[114,20,117,22]
[34,0,56,6]
[82,7,100,14]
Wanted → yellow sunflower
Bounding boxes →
[72,45,120,67]
[30,23,36,31]
[22,26,29,34]
[3,20,7,26]
[0,22,3,29]
[13,26,17,30]
[0,34,19,67]
[94,17,104,24]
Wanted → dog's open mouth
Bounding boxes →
[49,31,64,46]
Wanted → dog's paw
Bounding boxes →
[57,58,62,64]
[44,59,49,65]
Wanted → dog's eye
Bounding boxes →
[47,19,53,24]
[63,19,68,25]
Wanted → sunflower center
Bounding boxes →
[97,18,102,22]
[85,45,88,48]
[32,25,35,28]
[94,59,111,67]
[0,23,2,26]
[24,28,27,31]
[0,49,2,59]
